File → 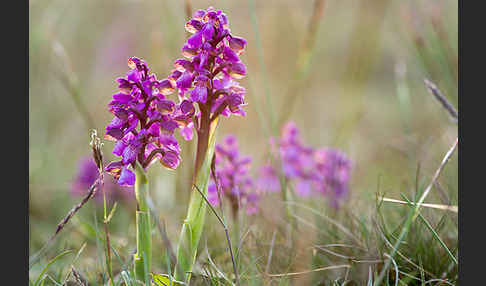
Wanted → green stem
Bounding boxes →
[279,171,297,248]
[102,189,115,286]
[232,215,240,256]
[133,163,152,283]
[174,118,218,283]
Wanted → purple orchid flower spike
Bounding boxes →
[256,164,281,193]
[208,134,259,217]
[160,6,248,148]
[104,57,187,186]
[104,57,190,280]
[170,8,249,283]
[313,148,352,208]
[258,122,353,208]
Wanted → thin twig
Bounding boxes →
[424,78,458,122]
[193,184,240,286]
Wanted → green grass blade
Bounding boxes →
[248,0,276,135]
[121,270,134,286]
[34,249,72,286]
[400,195,457,264]
[93,209,107,283]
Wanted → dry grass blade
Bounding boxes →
[313,245,355,260]
[424,78,458,122]
[267,264,350,277]
[413,138,458,221]
[381,197,457,213]
[51,40,96,129]
[55,181,100,237]
[71,267,88,286]
[29,180,99,269]
[424,279,455,286]
[298,0,326,71]
[62,243,87,284]
[264,230,277,275]
[278,0,327,125]
[319,243,363,248]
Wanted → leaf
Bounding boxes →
[174,118,219,282]
[151,273,186,286]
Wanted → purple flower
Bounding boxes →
[313,148,352,207]
[71,157,134,203]
[256,164,281,193]
[208,135,259,216]
[105,57,187,186]
[160,7,248,139]
[258,122,352,208]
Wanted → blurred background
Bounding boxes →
[29,0,457,283]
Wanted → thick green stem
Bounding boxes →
[133,163,152,283]
[174,118,218,283]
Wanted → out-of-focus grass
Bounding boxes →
[29,0,457,285]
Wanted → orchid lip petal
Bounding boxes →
[118,167,136,186]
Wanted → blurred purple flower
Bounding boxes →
[208,135,259,216]
[105,57,188,186]
[256,164,281,193]
[313,148,352,208]
[257,122,352,208]
[71,157,134,203]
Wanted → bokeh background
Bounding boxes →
[29,0,457,283]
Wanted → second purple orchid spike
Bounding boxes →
[209,135,259,217]
[258,122,352,208]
